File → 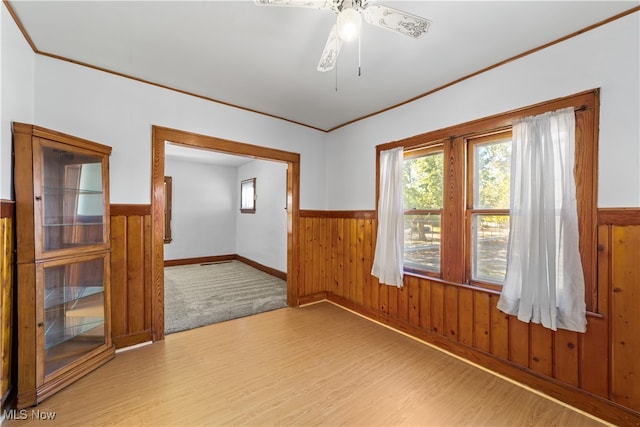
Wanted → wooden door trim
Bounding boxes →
[150,126,301,341]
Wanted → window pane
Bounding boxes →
[240,178,256,213]
[473,139,511,209]
[404,214,441,272]
[472,214,509,283]
[241,184,254,208]
[403,152,443,210]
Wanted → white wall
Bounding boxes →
[2,8,638,211]
[236,159,288,272]
[326,12,640,210]
[164,157,237,260]
[1,2,35,199]
[29,56,327,209]
[163,155,287,271]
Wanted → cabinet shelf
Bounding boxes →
[45,317,105,350]
[43,222,104,227]
[43,186,103,195]
[45,286,103,309]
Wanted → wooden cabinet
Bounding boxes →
[13,123,115,408]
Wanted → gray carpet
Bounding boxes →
[164,260,287,334]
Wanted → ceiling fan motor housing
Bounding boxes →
[336,0,368,13]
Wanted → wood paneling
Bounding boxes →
[599,208,640,226]
[1,202,14,407]
[508,316,530,367]
[473,292,491,353]
[489,294,509,359]
[0,201,14,219]
[443,285,457,338]
[609,224,640,410]
[442,138,466,284]
[529,323,553,377]
[76,203,640,423]
[11,188,629,420]
[457,287,473,347]
[554,328,579,387]
[430,282,444,335]
[296,209,640,425]
[110,205,153,349]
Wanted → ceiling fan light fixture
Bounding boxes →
[255,0,430,72]
[336,8,362,42]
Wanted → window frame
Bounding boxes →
[465,131,512,291]
[240,177,257,214]
[375,89,599,313]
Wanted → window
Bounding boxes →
[403,147,443,274]
[467,133,511,287]
[240,178,256,213]
[375,90,598,312]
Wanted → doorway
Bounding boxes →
[151,126,301,341]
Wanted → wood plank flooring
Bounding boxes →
[4,302,606,426]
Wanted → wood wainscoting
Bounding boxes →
[106,205,639,423]
[297,209,640,426]
[0,200,15,409]
[598,208,640,415]
[110,204,153,349]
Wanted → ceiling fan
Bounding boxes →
[255,0,431,72]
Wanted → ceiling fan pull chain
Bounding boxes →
[335,29,339,91]
[358,30,362,77]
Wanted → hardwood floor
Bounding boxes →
[4,302,605,426]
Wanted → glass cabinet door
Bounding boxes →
[40,144,106,253]
[42,256,106,376]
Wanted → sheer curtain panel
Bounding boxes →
[372,147,404,287]
[497,107,587,332]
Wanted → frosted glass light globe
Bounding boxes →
[337,8,362,42]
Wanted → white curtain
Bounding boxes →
[497,107,587,333]
[371,146,404,287]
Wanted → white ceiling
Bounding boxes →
[7,0,638,131]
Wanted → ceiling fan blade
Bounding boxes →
[363,4,431,39]
[254,0,338,11]
[317,24,342,72]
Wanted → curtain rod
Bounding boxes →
[453,104,591,141]
[378,103,592,152]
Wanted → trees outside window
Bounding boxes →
[377,90,598,311]
[403,148,443,274]
[468,133,511,286]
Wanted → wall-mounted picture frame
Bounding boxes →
[240,177,256,213]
